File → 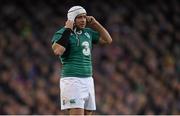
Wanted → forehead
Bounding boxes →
[76,13,87,18]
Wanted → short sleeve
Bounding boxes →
[51,28,65,44]
[86,28,100,44]
[90,29,100,44]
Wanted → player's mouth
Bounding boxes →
[79,23,86,27]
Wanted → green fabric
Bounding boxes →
[52,27,100,78]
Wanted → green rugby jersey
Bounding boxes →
[52,27,100,78]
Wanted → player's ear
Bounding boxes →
[73,19,76,26]
[73,18,76,26]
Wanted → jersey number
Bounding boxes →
[82,41,90,56]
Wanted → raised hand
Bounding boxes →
[86,16,97,26]
[65,20,74,30]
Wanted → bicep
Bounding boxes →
[99,37,107,44]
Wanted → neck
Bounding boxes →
[73,27,83,35]
[74,27,81,30]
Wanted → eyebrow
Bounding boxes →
[76,15,86,19]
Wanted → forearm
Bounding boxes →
[52,28,72,56]
[52,43,65,56]
[91,21,112,44]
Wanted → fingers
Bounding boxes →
[65,20,74,30]
[86,16,93,23]
[86,16,96,25]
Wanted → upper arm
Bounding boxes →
[90,28,111,44]
[51,31,63,44]
[51,28,66,55]
[99,37,107,44]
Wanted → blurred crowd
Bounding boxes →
[0,0,179,115]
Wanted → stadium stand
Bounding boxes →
[0,0,179,114]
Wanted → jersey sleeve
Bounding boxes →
[90,29,100,44]
[51,27,65,44]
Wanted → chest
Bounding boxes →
[69,32,92,49]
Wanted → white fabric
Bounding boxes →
[67,6,86,21]
[60,77,96,110]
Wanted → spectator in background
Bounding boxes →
[0,0,179,115]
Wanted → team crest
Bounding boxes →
[84,32,90,39]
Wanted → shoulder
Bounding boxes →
[83,28,94,32]
[83,28,99,35]
[51,27,65,42]
[55,27,66,34]
[83,28,99,34]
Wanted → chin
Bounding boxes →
[77,25,86,29]
[80,26,85,29]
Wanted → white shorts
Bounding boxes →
[60,77,96,110]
